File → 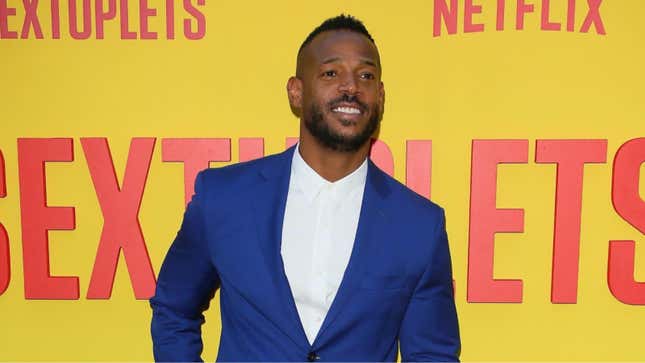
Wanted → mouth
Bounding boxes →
[332,106,361,115]
[330,103,363,116]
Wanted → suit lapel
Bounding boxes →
[249,150,392,349]
[249,146,311,350]
[312,160,391,346]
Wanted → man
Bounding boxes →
[150,14,460,362]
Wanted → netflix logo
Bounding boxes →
[433,0,606,36]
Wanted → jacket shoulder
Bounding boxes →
[375,165,445,223]
[195,151,286,193]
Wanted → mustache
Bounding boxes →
[327,94,368,112]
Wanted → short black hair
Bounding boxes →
[298,14,375,55]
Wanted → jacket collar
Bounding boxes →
[259,144,390,200]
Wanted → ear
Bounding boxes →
[286,76,303,109]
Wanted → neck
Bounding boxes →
[297,127,371,183]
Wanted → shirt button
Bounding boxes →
[307,351,318,361]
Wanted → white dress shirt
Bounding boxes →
[280,146,368,345]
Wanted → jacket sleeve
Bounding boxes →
[399,209,461,362]
[150,171,219,362]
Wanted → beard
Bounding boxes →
[303,95,381,153]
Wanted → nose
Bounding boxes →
[338,74,358,95]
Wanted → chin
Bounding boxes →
[329,113,366,127]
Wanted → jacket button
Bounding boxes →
[307,351,318,361]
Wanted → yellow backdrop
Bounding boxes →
[1,0,643,361]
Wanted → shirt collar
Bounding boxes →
[290,144,368,203]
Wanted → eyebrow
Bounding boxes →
[321,57,378,67]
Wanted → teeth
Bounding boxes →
[333,106,361,114]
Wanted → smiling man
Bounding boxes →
[150,14,460,362]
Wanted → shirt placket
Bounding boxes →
[309,184,333,339]
[320,186,337,307]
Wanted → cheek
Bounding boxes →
[368,85,383,100]
[309,91,333,109]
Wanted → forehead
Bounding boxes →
[302,30,381,68]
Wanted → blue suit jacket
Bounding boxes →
[150,146,460,362]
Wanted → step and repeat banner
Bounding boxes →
[1,0,643,361]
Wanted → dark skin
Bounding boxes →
[287,30,385,182]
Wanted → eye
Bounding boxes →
[322,70,336,78]
[360,72,375,80]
